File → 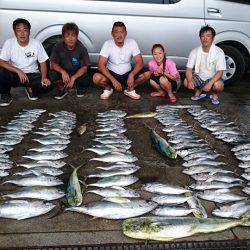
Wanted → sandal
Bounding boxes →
[169,96,177,103]
[150,92,165,97]
[191,93,207,101]
[209,95,220,105]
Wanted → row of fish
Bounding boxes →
[0,111,76,220]
[0,109,45,178]
[154,105,250,219]
[66,110,160,219]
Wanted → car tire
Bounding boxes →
[219,45,246,85]
[43,36,63,56]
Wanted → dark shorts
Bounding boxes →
[192,74,224,89]
[106,68,147,88]
[150,74,177,92]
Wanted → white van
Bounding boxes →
[0,0,249,84]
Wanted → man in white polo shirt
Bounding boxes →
[93,21,146,100]
[0,18,51,106]
[184,25,226,105]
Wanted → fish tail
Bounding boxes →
[240,212,250,226]
[48,201,66,219]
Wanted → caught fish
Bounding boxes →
[90,152,137,163]
[13,167,63,177]
[150,130,177,159]
[151,205,202,217]
[18,160,66,169]
[33,138,70,145]
[87,186,140,198]
[126,112,157,119]
[28,144,67,152]
[66,164,84,207]
[77,123,87,135]
[0,200,55,220]
[22,151,68,161]
[141,182,191,195]
[87,166,140,178]
[88,175,138,188]
[212,200,250,219]
[65,199,157,219]
[190,181,242,190]
[196,189,248,203]
[122,213,250,241]
[151,194,193,205]
[3,175,63,187]
[2,186,65,201]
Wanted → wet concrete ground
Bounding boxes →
[0,73,249,248]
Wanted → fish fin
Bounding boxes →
[90,216,98,221]
[0,195,7,201]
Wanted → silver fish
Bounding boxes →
[0,200,55,220]
[90,152,138,163]
[14,167,63,177]
[212,200,250,219]
[87,166,140,178]
[141,182,191,195]
[151,205,202,217]
[28,144,68,152]
[3,175,63,187]
[196,189,248,203]
[87,186,140,198]
[190,181,242,190]
[2,186,65,201]
[23,151,68,161]
[65,199,157,219]
[88,175,138,188]
[151,194,193,205]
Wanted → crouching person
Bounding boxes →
[50,23,90,100]
[0,18,51,106]
[184,25,226,105]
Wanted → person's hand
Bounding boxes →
[17,69,29,83]
[41,78,51,87]
[61,70,70,85]
[111,78,122,91]
[156,67,163,75]
[127,73,134,89]
[66,76,75,88]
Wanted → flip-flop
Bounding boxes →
[169,97,177,104]
[209,95,220,105]
[191,93,207,101]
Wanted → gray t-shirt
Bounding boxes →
[50,41,90,72]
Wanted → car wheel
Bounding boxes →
[43,36,63,56]
[219,45,246,85]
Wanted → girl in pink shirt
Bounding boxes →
[148,44,180,103]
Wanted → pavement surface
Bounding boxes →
[0,73,249,249]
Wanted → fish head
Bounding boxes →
[123,218,164,240]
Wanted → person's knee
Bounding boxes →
[159,77,170,88]
[92,73,104,85]
[214,81,224,92]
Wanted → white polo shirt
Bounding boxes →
[100,38,141,75]
[0,37,49,73]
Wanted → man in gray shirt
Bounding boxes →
[50,22,90,99]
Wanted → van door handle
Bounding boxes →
[207,8,221,14]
